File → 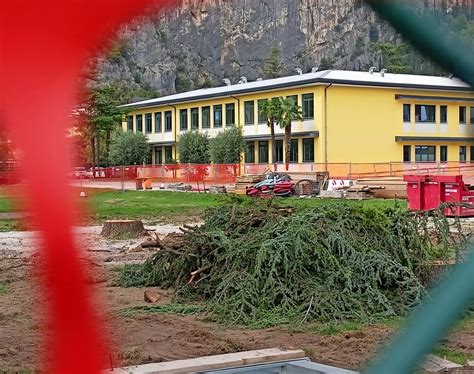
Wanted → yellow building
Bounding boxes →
[120,70,474,168]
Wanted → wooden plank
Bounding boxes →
[114,348,306,374]
[421,354,463,372]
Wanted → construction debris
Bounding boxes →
[246,173,295,197]
[319,190,344,199]
[144,290,161,304]
[356,177,407,199]
[345,185,375,200]
[209,185,227,194]
[167,183,192,192]
[112,348,307,374]
[234,174,264,195]
[421,354,463,372]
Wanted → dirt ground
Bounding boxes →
[1,228,474,373]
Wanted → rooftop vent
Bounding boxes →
[256,78,263,81]
[369,66,377,74]
[222,78,231,86]
[380,69,387,77]
[311,66,319,73]
[295,68,303,76]
[238,76,248,84]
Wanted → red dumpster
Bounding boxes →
[404,175,474,217]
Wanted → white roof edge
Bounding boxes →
[119,70,472,109]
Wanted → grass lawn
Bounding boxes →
[0,187,408,228]
[88,191,407,222]
[87,190,228,222]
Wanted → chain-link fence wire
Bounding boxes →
[364,2,474,373]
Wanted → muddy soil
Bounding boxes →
[1,227,474,373]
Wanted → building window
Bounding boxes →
[440,146,448,162]
[470,107,474,124]
[460,146,467,162]
[127,115,133,132]
[258,99,267,123]
[202,106,211,129]
[415,105,435,123]
[460,106,467,124]
[213,105,222,128]
[415,145,436,162]
[179,109,188,131]
[136,114,143,133]
[164,111,172,132]
[154,147,162,164]
[245,142,255,163]
[145,113,152,133]
[226,103,235,126]
[403,104,411,122]
[275,140,283,163]
[164,146,173,163]
[154,112,162,133]
[191,108,199,130]
[302,94,314,119]
[440,106,447,124]
[303,138,314,162]
[287,95,298,105]
[471,146,474,162]
[244,101,254,125]
[403,145,411,162]
[290,139,299,163]
[258,141,269,163]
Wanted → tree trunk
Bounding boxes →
[101,220,146,239]
[94,136,100,177]
[95,136,100,166]
[90,136,96,173]
[105,130,111,166]
[284,125,291,171]
[270,117,276,171]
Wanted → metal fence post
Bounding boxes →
[121,165,125,193]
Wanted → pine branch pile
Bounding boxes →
[118,202,468,327]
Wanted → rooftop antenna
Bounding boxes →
[238,76,248,84]
[295,68,303,76]
[311,66,319,73]
[380,69,387,77]
[222,78,231,86]
[369,66,377,74]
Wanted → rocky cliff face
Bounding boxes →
[95,0,472,96]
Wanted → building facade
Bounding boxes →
[120,70,474,166]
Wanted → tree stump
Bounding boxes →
[101,220,146,239]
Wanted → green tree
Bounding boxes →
[351,36,365,59]
[209,127,246,164]
[262,45,283,79]
[175,66,192,93]
[276,97,302,170]
[77,81,156,170]
[461,22,474,40]
[259,98,282,167]
[319,57,334,70]
[108,129,149,166]
[369,24,379,42]
[372,42,412,74]
[177,131,210,164]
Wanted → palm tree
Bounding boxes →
[259,98,281,169]
[277,97,302,171]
